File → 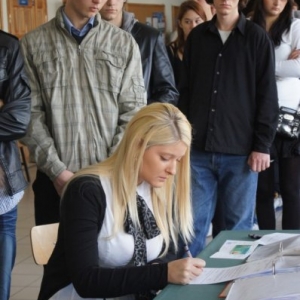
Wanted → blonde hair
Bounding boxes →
[65,103,193,255]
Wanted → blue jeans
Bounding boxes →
[189,150,258,256]
[0,206,17,300]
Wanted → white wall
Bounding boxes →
[48,0,63,19]
[1,0,182,34]
[1,0,8,32]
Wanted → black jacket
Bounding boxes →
[0,30,31,195]
[122,12,178,105]
[179,14,278,155]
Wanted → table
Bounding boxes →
[154,230,299,300]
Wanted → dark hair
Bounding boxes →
[252,0,293,46]
[206,0,248,10]
[171,0,207,55]
[292,0,299,9]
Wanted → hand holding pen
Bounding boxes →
[167,244,206,285]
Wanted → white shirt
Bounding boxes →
[275,18,300,110]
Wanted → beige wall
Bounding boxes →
[1,0,182,34]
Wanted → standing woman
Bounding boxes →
[167,1,207,88]
[253,0,300,229]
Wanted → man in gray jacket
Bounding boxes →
[100,0,178,105]
[21,0,146,226]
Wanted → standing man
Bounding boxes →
[100,0,179,104]
[21,0,146,226]
[0,31,31,299]
[179,0,278,256]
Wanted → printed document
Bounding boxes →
[210,240,258,259]
[190,256,300,285]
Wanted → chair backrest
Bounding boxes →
[30,223,59,265]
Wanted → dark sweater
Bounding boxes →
[38,176,172,300]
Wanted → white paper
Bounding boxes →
[226,271,300,300]
[190,256,300,285]
[256,233,300,246]
[247,235,300,262]
[210,240,258,259]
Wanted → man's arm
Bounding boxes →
[110,40,146,154]
[148,33,179,105]
[0,34,31,141]
[252,31,279,155]
[249,30,279,172]
[20,36,66,180]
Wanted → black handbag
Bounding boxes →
[277,106,300,139]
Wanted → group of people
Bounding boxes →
[167,0,300,255]
[0,0,300,299]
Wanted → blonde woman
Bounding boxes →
[38,103,205,300]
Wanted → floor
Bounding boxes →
[10,164,283,300]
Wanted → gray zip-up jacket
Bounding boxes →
[20,7,146,180]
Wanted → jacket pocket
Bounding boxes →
[32,50,67,90]
[94,50,124,93]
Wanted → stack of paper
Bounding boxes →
[190,234,300,287]
[226,271,300,300]
[189,233,300,299]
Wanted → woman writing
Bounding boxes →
[38,103,205,300]
[167,1,207,88]
[252,0,300,229]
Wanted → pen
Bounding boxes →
[248,233,262,240]
[184,244,193,258]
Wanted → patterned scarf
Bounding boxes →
[124,193,161,299]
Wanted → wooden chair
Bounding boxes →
[30,223,59,265]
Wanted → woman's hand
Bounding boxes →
[288,48,300,60]
[167,258,206,285]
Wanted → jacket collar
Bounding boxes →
[121,11,137,32]
[56,6,100,33]
[207,13,247,36]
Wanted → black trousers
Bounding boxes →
[32,170,60,225]
[256,156,300,229]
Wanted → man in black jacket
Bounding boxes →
[179,0,278,257]
[0,30,31,300]
[100,0,178,105]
